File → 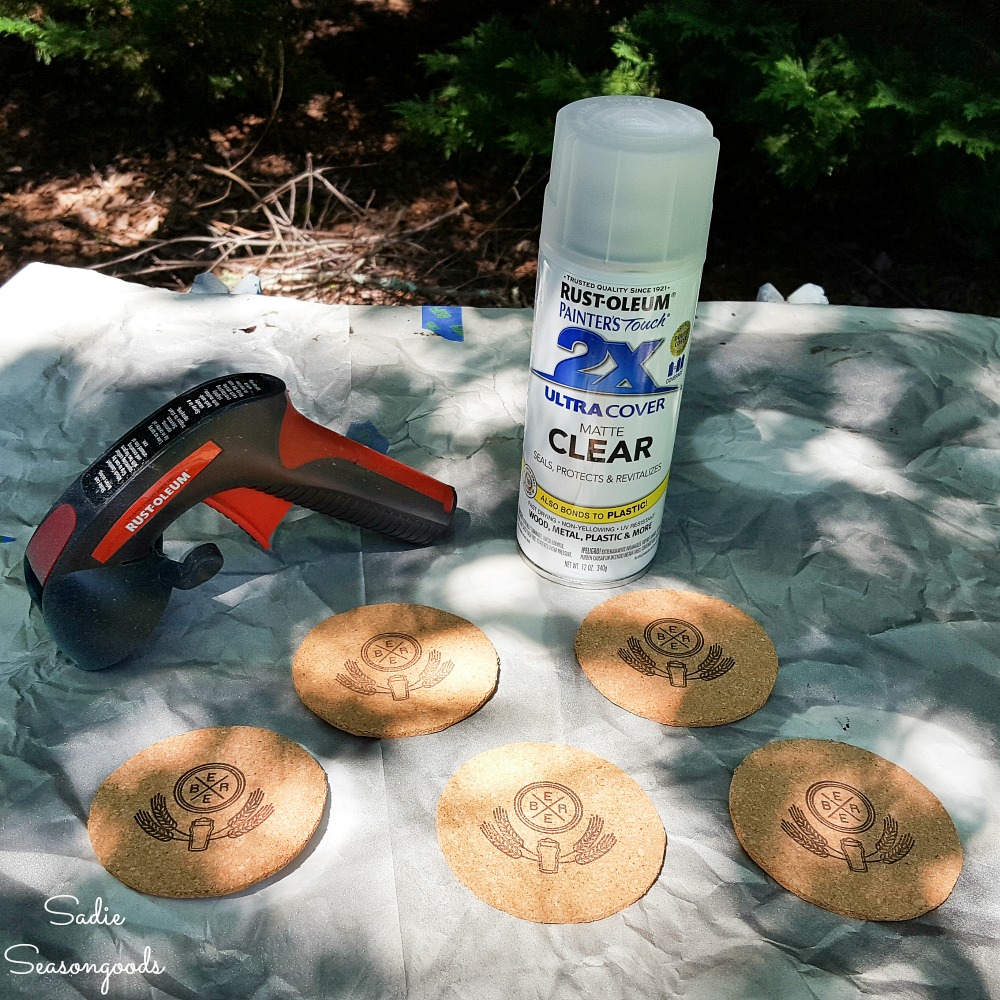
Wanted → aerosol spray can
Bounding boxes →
[516,96,719,586]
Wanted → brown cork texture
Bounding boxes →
[293,603,500,738]
[436,742,666,924]
[88,726,328,898]
[729,739,963,921]
[575,589,779,727]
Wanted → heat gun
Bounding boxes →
[24,373,457,670]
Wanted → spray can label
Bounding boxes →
[516,255,700,585]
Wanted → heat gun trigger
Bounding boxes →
[157,542,224,591]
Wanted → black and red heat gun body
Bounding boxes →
[24,373,457,670]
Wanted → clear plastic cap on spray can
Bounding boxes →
[541,96,719,270]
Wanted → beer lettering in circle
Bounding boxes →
[643,618,704,658]
[362,632,422,672]
[806,781,876,834]
[514,781,584,834]
[174,763,246,813]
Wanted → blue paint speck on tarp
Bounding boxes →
[346,421,390,455]
[421,305,464,341]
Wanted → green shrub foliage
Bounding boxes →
[394,15,654,158]
[0,0,300,104]
[3,1,997,238]
[396,0,1000,235]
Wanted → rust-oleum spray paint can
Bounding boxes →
[516,96,719,586]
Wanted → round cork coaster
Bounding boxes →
[88,726,328,898]
[575,589,778,727]
[729,739,963,921]
[437,742,666,924]
[293,603,500,738]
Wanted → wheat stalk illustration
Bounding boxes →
[874,814,898,854]
[781,804,834,858]
[134,793,183,841]
[224,788,273,838]
[881,831,915,864]
[151,792,179,833]
[617,637,661,675]
[413,648,454,690]
[480,807,531,860]
[687,644,735,681]
[568,815,617,865]
[871,815,914,864]
[336,659,381,695]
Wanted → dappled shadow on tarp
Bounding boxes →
[630,302,999,997]
[2,268,999,997]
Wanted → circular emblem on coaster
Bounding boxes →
[806,781,875,834]
[575,590,778,727]
[437,743,666,924]
[514,781,584,834]
[293,603,500,738]
[361,632,422,672]
[643,618,704,658]
[174,763,246,813]
[729,739,963,921]
[88,727,328,898]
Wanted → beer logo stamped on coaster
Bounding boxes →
[576,590,778,726]
[134,762,274,853]
[782,781,914,873]
[336,632,454,702]
[618,616,736,687]
[294,603,499,737]
[89,726,328,898]
[481,780,617,873]
[729,738,963,921]
[437,742,665,923]
[515,781,584,833]
[362,632,422,671]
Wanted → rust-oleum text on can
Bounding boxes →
[516,97,719,587]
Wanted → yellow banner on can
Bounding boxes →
[530,474,669,524]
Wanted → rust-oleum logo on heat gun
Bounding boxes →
[123,472,193,533]
[90,442,223,563]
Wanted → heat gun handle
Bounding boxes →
[207,395,457,547]
[269,480,448,544]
